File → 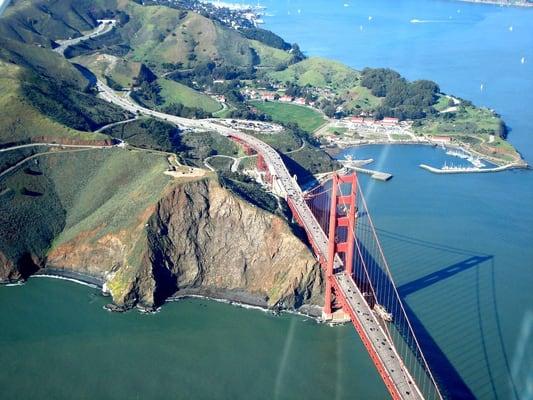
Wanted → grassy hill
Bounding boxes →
[158,78,222,113]
[268,57,360,90]
[0,61,109,145]
[53,1,293,73]
[121,4,258,70]
[0,33,131,145]
[250,101,326,133]
[0,37,89,89]
[249,39,291,69]
[0,148,171,275]
[72,54,145,88]
[0,0,116,46]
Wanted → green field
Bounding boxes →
[158,79,222,113]
[250,101,326,133]
[267,57,360,90]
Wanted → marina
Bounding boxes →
[445,149,486,168]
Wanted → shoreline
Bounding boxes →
[2,269,325,322]
[325,141,529,173]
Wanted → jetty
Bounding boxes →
[344,166,392,181]
[339,157,393,181]
[419,163,528,174]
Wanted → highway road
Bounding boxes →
[52,19,116,56]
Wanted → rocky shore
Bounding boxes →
[1,176,325,315]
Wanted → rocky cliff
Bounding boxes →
[45,176,323,312]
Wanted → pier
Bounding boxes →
[345,166,393,181]
[419,163,528,174]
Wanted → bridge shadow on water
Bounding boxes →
[304,176,519,399]
[351,228,520,400]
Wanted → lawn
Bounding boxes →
[158,78,222,113]
[250,101,326,133]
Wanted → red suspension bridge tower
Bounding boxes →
[324,173,357,319]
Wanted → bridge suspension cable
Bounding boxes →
[305,176,444,400]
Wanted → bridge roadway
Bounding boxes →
[59,21,428,400]
[227,133,425,400]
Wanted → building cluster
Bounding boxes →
[215,119,284,134]
[241,88,313,107]
[344,116,406,129]
[145,0,264,29]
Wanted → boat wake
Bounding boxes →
[410,19,452,24]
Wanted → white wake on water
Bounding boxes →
[410,19,452,24]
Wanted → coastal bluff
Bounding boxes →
[0,154,323,312]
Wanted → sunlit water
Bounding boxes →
[1,1,533,399]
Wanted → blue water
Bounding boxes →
[263,0,533,160]
[261,1,533,399]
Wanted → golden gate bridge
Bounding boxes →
[228,132,445,400]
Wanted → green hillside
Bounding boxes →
[158,78,222,113]
[268,57,360,90]
[0,33,131,144]
[0,61,108,145]
[0,148,171,274]
[121,4,259,70]
[0,0,116,46]
[0,37,89,89]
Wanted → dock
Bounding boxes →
[344,166,393,181]
[419,163,528,174]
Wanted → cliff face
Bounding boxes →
[46,177,323,311]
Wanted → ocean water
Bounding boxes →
[1,1,533,399]
[0,279,387,399]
